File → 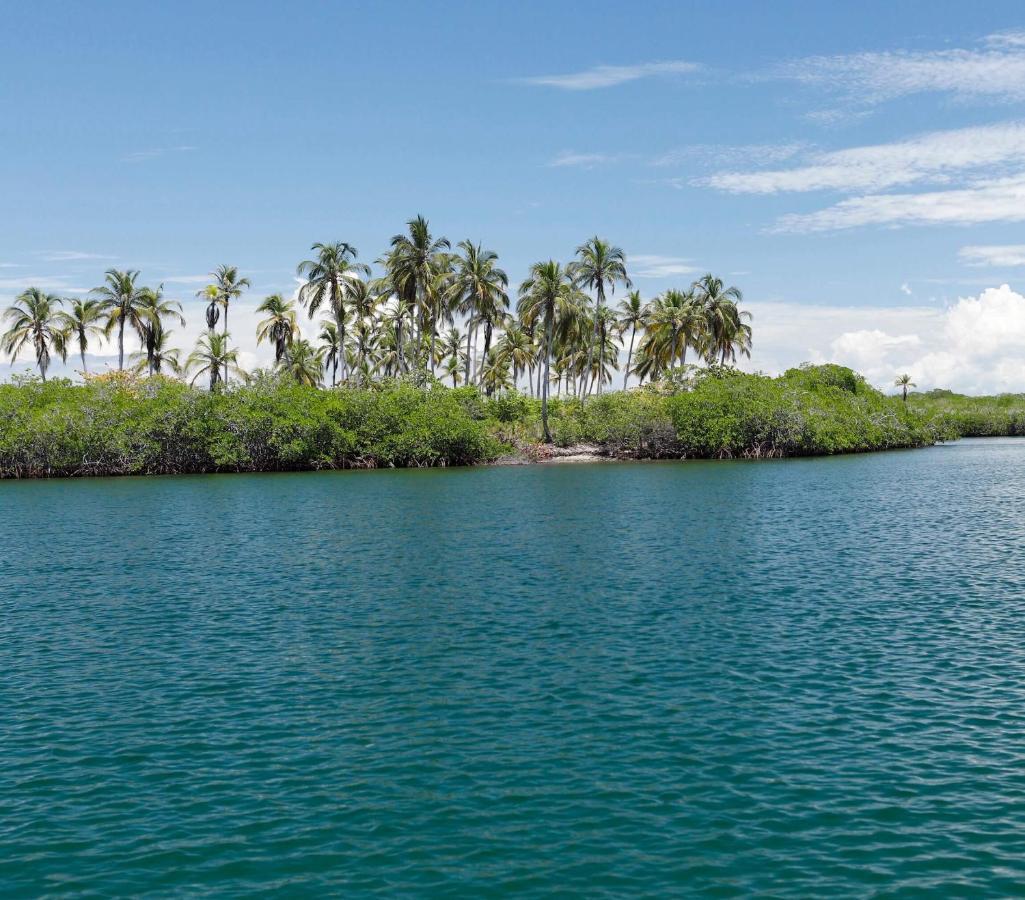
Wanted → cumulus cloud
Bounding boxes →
[803,284,1025,393]
[518,61,698,90]
[959,244,1025,267]
[704,122,1025,194]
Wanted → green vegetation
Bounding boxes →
[0,363,997,479]
[909,389,1025,437]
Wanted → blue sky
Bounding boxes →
[6,0,1025,391]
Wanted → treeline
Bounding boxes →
[909,389,1025,437]
[2,218,753,443]
[0,365,951,478]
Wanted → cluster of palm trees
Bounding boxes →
[2,216,752,435]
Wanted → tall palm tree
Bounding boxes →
[255,294,298,363]
[695,273,751,366]
[297,242,369,383]
[136,286,185,376]
[895,373,915,403]
[58,297,106,375]
[518,261,581,442]
[617,290,648,390]
[449,240,508,385]
[2,288,67,381]
[278,338,323,387]
[210,265,250,386]
[186,332,246,391]
[389,216,451,370]
[574,237,631,398]
[91,269,148,370]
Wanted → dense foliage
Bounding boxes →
[909,389,1025,437]
[0,364,997,478]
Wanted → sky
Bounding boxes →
[5,0,1025,392]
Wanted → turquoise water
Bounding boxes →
[5,439,1025,896]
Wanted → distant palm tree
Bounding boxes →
[495,324,534,394]
[255,294,298,363]
[318,321,342,387]
[389,216,451,370]
[210,265,250,386]
[136,286,185,376]
[641,288,704,376]
[2,288,67,381]
[197,283,221,333]
[574,237,631,398]
[696,273,751,366]
[518,261,581,442]
[278,338,323,386]
[449,240,508,385]
[58,297,106,374]
[895,373,915,402]
[617,290,648,390]
[186,331,245,391]
[91,269,148,370]
[297,242,369,383]
[130,327,182,376]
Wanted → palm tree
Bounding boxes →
[136,286,185,376]
[2,288,67,381]
[495,324,535,394]
[210,265,250,386]
[449,240,508,385]
[58,297,106,375]
[91,269,148,370]
[318,321,342,387]
[297,242,369,383]
[255,294,298,363]
[197,283,221,333]
[480,350,513,396]
[617,290,648,390]
[186,331,246,391]
[642,289,704,376]
[895,373,915,403]
[518,261,581,442]
[130,327,182,376]
[574,237,631,398]
[278,338,323,387]
[389,216,451,370]
[695,273,751,366]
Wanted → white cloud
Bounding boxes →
[777,37,1025,104]
[959,244,1025,267]
[0,275,83,292]
[38,250,115,262]
[704,122,1025,194]
[161,274,214,285]
[518,61,698,90]
[752,284,1025,393]
[630,254,699,278]
[548,151,619,168]
[122,145,196,163]
[651,142,807,169]
[900,282,913,296]
[773,172,1025,232]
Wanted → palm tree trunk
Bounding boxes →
[118,319,125,371]
[464,323,473,385]
[80,347,88,376]
[223,304,229,387]
[582,284,604,400]
[542,312,554,443]
[624,325,637,390]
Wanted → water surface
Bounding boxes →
[5,439,1025,896]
